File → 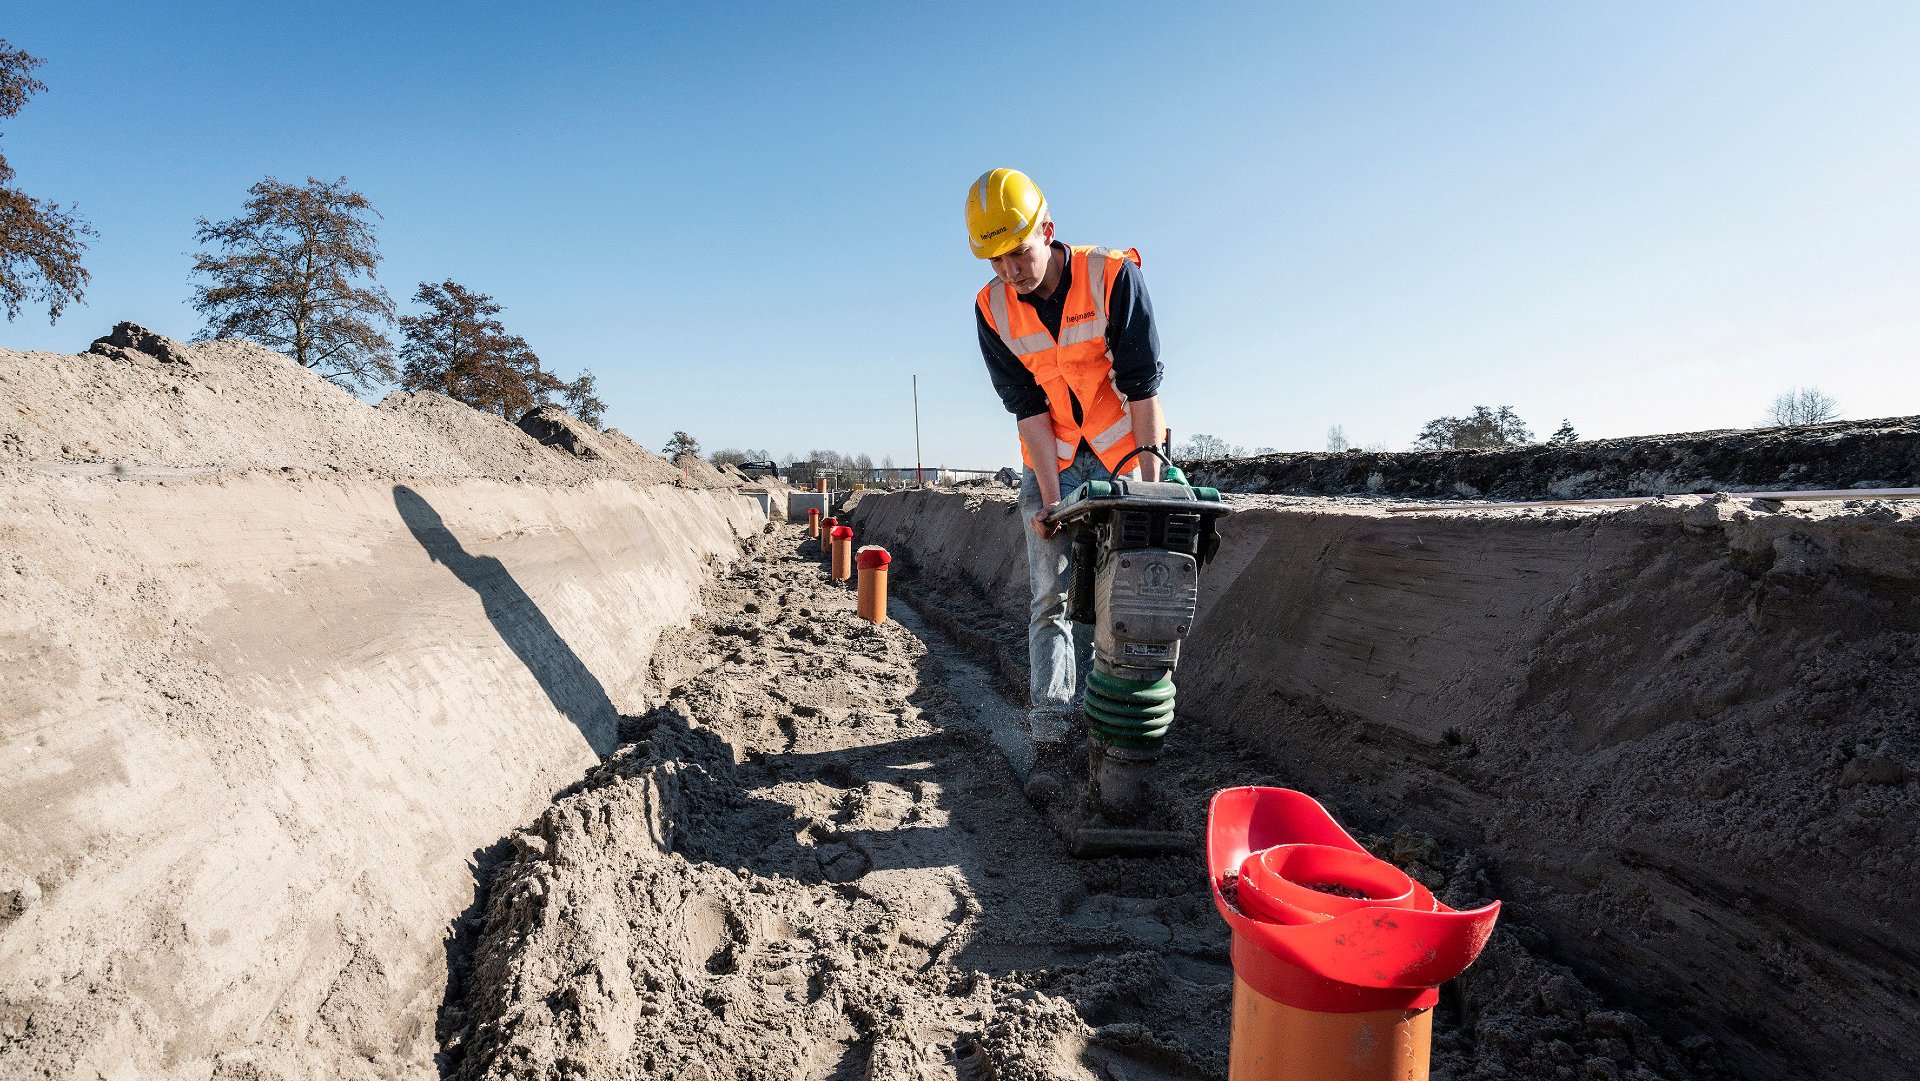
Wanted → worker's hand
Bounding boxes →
[1030,504,1059,540]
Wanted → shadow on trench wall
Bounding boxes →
[391,484,620,756]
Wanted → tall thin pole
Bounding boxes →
[913,375,924,487]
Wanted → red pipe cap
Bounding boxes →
[1207,787,1500,1013]
[856,545,891,569]
[808,508,820,517]
[830,524,853,539]
[822,517,838,530]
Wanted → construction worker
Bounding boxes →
[965,168,1165,805]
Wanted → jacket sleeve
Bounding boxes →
[1105,259,1162,400]
[977,304,1050,419]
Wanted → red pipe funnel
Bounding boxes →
[1208,787,1499,1012]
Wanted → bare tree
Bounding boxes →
[561,371,607,429]
[0,41,95,323]
[398,280,558,418]
[191,176,395,390]
[1765,387,1840,427]
[1174,432,1240,459]
[1415,406,1533,450]
[1326,425,1349,453]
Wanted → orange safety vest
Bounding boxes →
[977,245,1144,475]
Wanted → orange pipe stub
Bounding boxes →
[807,507,821,538]
[830,524,854,581]
[1229,976,1432,1081]
[856,545,889,623]
[820,517,838,560]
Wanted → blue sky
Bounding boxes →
[7,2,1918,467]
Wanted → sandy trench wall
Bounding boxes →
[0,332,762,1078]
[849,488,1920,1081]
[0,473,760,1079]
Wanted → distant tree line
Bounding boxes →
[1765,387,1840,427]
[1415,406,1539,450]
[698,444,904,485]
[708,446,772,467]
[1171,433,1277,461]
[786,449,897,487]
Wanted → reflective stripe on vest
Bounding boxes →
[977,245,1144,475]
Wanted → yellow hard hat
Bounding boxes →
[965,168,1048,259]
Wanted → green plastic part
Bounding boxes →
[1088,669,1176,700]
[1084,669,1177,748]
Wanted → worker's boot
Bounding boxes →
[1024,739,1073,807]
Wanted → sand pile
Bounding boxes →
[2,322,686,485]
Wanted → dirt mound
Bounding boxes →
[670,451,739,488]
[851,488,1920,1081]
[517,405,682,484]
[1,323,698,486]
[1187,416,1920,500]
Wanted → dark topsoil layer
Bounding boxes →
[1185,416,1920,501]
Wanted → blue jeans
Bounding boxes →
[1021,449,1104,744]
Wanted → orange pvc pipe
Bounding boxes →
[830,525,854,582]
[807,508,821,539]
[856,546,890,623]
[1229,976,1432,1081]
[857,565,887,621]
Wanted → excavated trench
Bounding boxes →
[438,525,1734,1081]
[7,336,1915,1080]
